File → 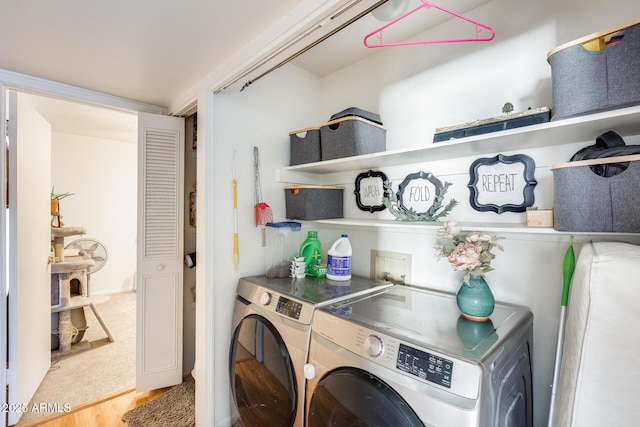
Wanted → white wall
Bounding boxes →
[211,0,640,426]
[212,63,322,425]
[51,131,137,295]
[314,1,640,424]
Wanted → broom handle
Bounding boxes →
[234,179,238,270]
[233,150,239,270]
[254,147,262,203]
[548,236,576,427]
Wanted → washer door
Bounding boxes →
[308,367,424,427]
[230,314,297,426]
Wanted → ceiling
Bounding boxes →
[3,0,491,142]
[2,0,302,142]
[291,0,491,76]
[23,94,139,144]
[2,0,301,109]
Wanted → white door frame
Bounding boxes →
[0,69,168,427]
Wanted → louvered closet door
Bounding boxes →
[136,112,185,392]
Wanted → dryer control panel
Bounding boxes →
[276,296,302,320]
[313,310,482,400]
[237,279,314,325]
[397,343,453,389]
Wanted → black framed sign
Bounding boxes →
[467,154,537,214]
[354,170,388,213]
[397,170,444,215]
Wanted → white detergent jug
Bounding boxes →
[326,234,352,281]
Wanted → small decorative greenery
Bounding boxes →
[434,221,504,285]
[382,180,458,221]
[502,102,514,114]
[51,187,74,200]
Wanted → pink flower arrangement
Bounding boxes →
[434,221,504,285]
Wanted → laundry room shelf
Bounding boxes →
[278,104,640,180]
[300,218,640,241]
[278,105,640,240]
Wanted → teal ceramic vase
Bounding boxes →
[456,274,495,322]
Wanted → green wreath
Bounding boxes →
[382,180,458,221]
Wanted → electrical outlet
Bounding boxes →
[370,250,411,285]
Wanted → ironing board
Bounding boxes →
[555,240,640,426]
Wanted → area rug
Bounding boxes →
[122,381,195,427]
[17,291,136,425]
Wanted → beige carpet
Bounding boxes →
[122,381,195,427]
[17,291,136,425]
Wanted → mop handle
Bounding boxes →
[561,235,575,306]
[233,178,238,270]
[233,150,239,270]
[548,235,576,427]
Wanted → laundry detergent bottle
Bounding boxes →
[299,231,322,273]
[326,234,352,281]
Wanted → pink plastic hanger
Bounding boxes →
[364,0,496,48]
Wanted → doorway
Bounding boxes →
[2,81,195,426]
[7,92,138,425]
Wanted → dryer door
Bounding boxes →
[230,314,297,427]
[308,367,424,427]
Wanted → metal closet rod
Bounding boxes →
[217,0,384,93]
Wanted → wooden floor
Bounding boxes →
[234,358,294,427]
[16,386,171,427]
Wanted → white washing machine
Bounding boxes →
[304,285,533,427]
[229,275,392,427]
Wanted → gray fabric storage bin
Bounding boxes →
[330,107,383,125]
[289,127,321,165]
[320,116,386,161]
[285,185,344,220]
[551,154,640,232]
[548,21,640,120]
